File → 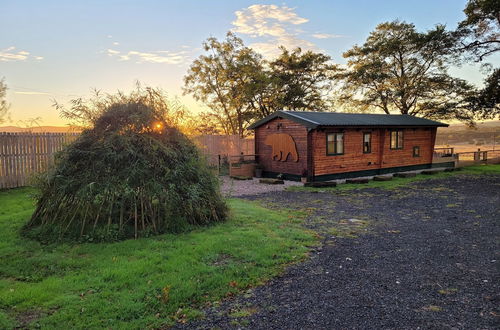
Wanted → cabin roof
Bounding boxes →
[248,110,449,129]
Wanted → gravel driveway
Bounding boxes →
[220,176,301,197]
[180,174,499,329]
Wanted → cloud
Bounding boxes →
[233,4,308,37]
[14,91,50,95]
[106,48,189,65]
[311,33,344,39]
[0,46,43,62]
[231,4,320,58]
[106,49,120,55]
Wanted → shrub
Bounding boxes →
[23,101,227,242]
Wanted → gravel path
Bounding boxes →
[180,174,499,329]
[220,176,302,197]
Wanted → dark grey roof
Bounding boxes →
[247,111,449,129]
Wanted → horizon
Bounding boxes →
[1,0,499,126]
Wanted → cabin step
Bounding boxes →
[230,175,253,180]
[394,172,417,178]
[304,181,337,188]
[373,175,392,181]
[421,169,443,175]
[345,178,370,184]
[259,178,284,184]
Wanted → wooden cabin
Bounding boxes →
[248,111,452,181]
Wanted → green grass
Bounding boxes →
[0,188,315,329]
[288,164,500,192]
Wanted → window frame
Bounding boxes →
[390,129,404,150]
[326,132,344,156]
[413,146,420,157]
[363,132,372,154]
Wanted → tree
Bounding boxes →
[0,78,10,124]
[335,21,477,124]
[456,0,500,61]
[184,33,336,136]
[454,0,499,119]
[472,68,499,119]
[269,47,335,112]
[184,32,263,137]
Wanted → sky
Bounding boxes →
[1,0,498,126]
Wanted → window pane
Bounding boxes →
[390,131,397,148]
[337,141,343,154]
[327,141,335,154]
[398,131,403,148]
[336,133,344,154]
[364,133,371,153]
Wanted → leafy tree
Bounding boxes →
[0,78,10,124]
[456,0,500,61]
[454,0,499,119]
[184,33,336,136]
[184,32,263,137]
[472,68,499,119]
[334,21,477,124]
[269,47,335,112]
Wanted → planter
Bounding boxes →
[230,162,256,178]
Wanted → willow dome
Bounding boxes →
[24,101,227,242]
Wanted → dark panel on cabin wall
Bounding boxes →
[255,118,308,176]
[312,127,435,176]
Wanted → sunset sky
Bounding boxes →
[1,0,498,126]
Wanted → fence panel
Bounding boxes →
[0,132,79,189]
[194,135,255,166]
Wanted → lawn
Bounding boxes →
[0,189,315,329]
[287,164,500,192]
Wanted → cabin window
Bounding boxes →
[390,130,404,149]
[363,132,371,153]
[327,133,344,155]
[413,146,420,157]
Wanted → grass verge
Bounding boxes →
[287,164,500,192]
[0,188,315,329]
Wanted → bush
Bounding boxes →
[23,101,227,242]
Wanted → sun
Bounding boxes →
[153,122,163,131]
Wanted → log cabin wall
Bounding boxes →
[255,117,308,176]
[312,127,436,176]
[380,127,436,169]
[312,128,380,176]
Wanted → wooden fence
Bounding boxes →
[194,135,255,166]
[0,132,255,189]
[433,147,500,167]
[0,132,79,189]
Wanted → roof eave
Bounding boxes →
[247,111,318,130]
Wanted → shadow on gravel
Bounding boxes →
[177,175,500,329]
